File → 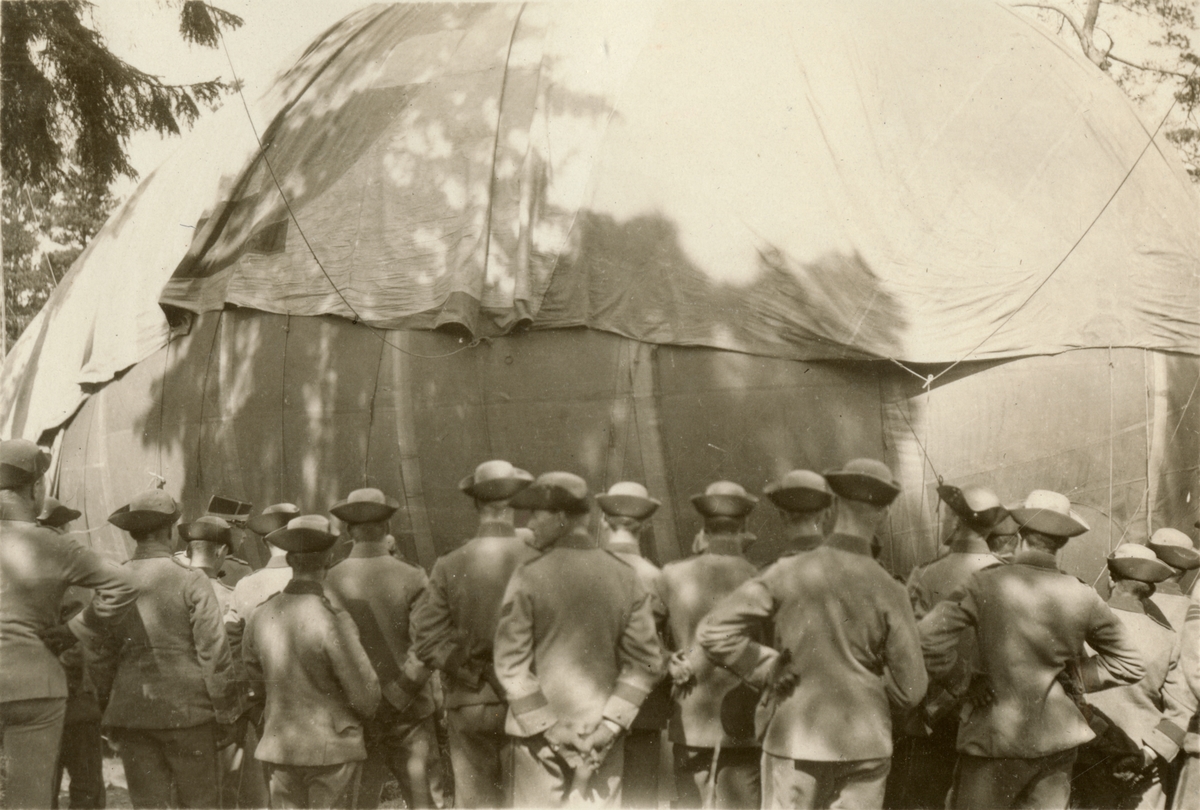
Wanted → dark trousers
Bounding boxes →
[52,720,105,808]
[512,734,624,807]
[672,744,760,809]
[622,729,662,809]
[0,697,67,810]
[111,723,219,809]
[949,749,1076,810]
[446,704,511,808]
[883,719,958,809]
[266,761,361,809]
[762,753,890,809]
[358,706,439,810]
[217,722,269,809]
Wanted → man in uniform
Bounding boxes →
[919,489,1146,810]
[181,515,237,620]
[596,482,670,809]
[409,460,536,808]
[699,458,927,809]
[756,469,832,567]
[1,439,138,809]
[494,472,663,807]
[325,488,439,810]
[244,515,381,808]
[94,488,241,809]
[1177,600,1200,810]
[1148,527,1200,633]
[887,484,1012,809]
[1072,544,1192,810]
[660,481,761,809]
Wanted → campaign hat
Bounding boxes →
[937,484,1013,534]
[1148,527,1200,571]
[1009,490,1089,538]
[597,481,661,520]
[0,439,50,489]
[509,472,591,515]
[108,489,181,534]
[824,458,901,507]
[458,460,535,502]
[763,470,832,513]
[245,503,301,536]
[37,497,81,529]
[330,488,400,524]
[265,515,338,553]
[691,481,758,518]
[179,515,235,550]
[1107,543,1175,583]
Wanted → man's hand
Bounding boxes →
[964,673,995,710]
[1142,746,1158,769]
[582,720,621,767]
[544,720,585,758]
[37,623,79,656]
[381,680,416,714]
[214,721,240,750]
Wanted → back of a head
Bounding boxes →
[703,515,744,536]
[286,549,331,574]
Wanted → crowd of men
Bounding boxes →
[2,436,1199,810]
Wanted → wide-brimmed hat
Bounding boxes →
[938,484,1013,534]
[1009,490,1089,538]
[245,503,301,536]
[597,481,661,520]
[509,472,591,514]
[37,497,81,529]
[1107,543,1175,583]
[330,488,400,524]
[108,489,181,534]
[0,439,50,489]
[763,470,832,513]
[265,515,338,553]
[691,481,758,518]
[824,458,901,507]
[179,515,234,550]
[1148,527,1200,571]
[459,460,535,502]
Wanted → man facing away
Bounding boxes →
[1147,528,1200,634]
[919,489,1146,810]
[410,460,537,808]
[494,472,663,807]
[1,440,138,810]
[93,488,241,809]
[1072,544,1192,810]
[325,488,440,810]
[659,481,762,809]
[244,515,381,808]
[699,458,928,809]
[597,481,671,809]
[755,469,832,568]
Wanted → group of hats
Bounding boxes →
[1107,528,1200,583]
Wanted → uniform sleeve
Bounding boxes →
[918,585,978,683]
[61,538,138,642]
[1183,602,1200,700]
[408,561,466,675]
[494,569,556,736]
[883,585,929,710]
[326,608,382,720]
[242,614,265,712]
[1148,623,1197,762]
[1077,592,1145,691]
[905,566,932,621]
[602,589,665,729]
[697,575,780,690]
[187,572,242,724]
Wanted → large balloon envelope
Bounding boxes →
[2,1,1198,578]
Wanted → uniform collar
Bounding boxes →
[1014,549,1060,571]
[605,528,642,556]
[825,533,873,557]
[705,536,745,557]
[1108,592,1145,614]
[132,541,176,560]
[476,520,516,538]
[1156,579,1183,596]
[265,555,290,569]
[0,492,38,522]
[348,543,390,559]
[785,533,824,553]
[283,579,325,597]
[555,528,595,551]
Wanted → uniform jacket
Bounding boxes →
[920,549,1145,758]
[409,521,538,707]
[1,497,138,703]
[93,541,240,729]
[494,528,663,737]
[1150,579,1193,636]
[244,580,381,766]
[699,533,927,761]
[746,531,823,569]
[906,537,1000,620]
[227,556,293,625]
[606,532,671,731]
[1085,593,1193,761]
[324,544,433,718]
[658,538,760,748]
[59,587,102,724]
[1181,601,1200,755]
